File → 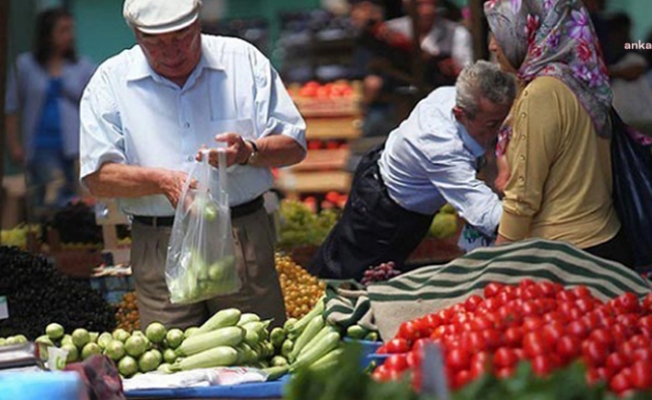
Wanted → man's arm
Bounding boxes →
[423,153,503,237]
[5,113,23,164]
[84,163,189,208]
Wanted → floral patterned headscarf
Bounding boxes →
[485,0,613,155]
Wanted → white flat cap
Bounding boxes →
[123,0,202,35]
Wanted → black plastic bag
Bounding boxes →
[611,109,652,267]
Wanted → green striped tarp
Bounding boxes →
[360,239,652,340]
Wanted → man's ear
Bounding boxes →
[452,106,464,121]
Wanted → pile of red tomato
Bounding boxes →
[373,280,652,396]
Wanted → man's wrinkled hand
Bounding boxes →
[160,169,195,208]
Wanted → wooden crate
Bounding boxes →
[305,117,362,140]
[276,170,352,197]
[294,95,361,118]
[288,149,350,172]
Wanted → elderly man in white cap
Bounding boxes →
[79,0,306,329]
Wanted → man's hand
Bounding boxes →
[495,234,513,246]
[196,133,252,168]
[158,169,193,208]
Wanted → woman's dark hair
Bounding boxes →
[33,7,77,66]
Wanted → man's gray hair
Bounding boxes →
[455,60,517,119]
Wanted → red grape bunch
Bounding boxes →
[361,261,401,285]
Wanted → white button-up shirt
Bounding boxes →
[378,87,502,237]
[80,35,306,216]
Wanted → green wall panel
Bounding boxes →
[72,0,135,64]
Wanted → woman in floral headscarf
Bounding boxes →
[485,0,633,267]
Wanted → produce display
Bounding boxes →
[285,342,643,400]
[115,292,140,332]
[275,253,326,319]
[277,200,339,249]
[0,301,360,381]
[0,224,40,249]
[372,279,652,397]
[0,246,116,339]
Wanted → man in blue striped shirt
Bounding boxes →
[309,61,515,281]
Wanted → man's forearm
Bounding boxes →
[253,135,306,168]
[6,113,20,149]
[84,163,165,198]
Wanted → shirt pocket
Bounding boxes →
[207,118,256,143]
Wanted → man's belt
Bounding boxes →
[133,195,264,227]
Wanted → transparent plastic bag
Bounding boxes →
[166,150,241,304]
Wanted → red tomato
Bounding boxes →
[438,308,455,323]
[498,304,523,326]
[406,349,421,368]
[484,283,504,299]
[465,295,483,312]
[446,347,471,372]
[567,320,590,340]
[454,369,472,389]
[471,351,492,370]
[495,366,515,379]
[397,321,424,341]
[581,313,601,331]
[571,285,592,299]
[504,326,524,348]
[586,368,601,385]
[424,313,443,330]
[556,335,581,363]
[640,327,652,340]
[468,316,491,332]
[523,332,549,358]
[493,347,519,368]
[470,359,487,379]
[519,279,536,289]
[630,360,652,390]
[620,342,637,364]
[531,355,554,376]
[385,353,409,372]
[371,364,399,382]
[589,328,614,351]
[575,298,595,314]
[610,323,634,345]
[642,293,652,310]
[628,334,650,349]
[560,303,582,321]
[606,351,629,375]
[521,301,543,317]
[557,290,577,302]
[520,286,538,301]
[482,329,503,351]
[543,311,565,324]
[384,338,410,354]
[615,293,641,314]
[536,281,558,298]
[595,367,614,382]
[464,331,486,353]
[610,372,633,394]
[541,322,565,346]
[632,348,652,363]
[616,313,639,328]
[582,339,608,367]
[522,316,544,332]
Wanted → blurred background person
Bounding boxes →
[385,0,473,86]
[607,12,652,136]
[5,7,96,219]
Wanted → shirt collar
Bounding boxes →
[455,117,486,158]
[126,35,225,82]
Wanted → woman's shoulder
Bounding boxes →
[521,76,579,108]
